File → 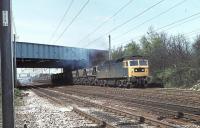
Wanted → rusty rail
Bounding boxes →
[32,88,117,128]
[36,88,178,128]
[58,88,200,122]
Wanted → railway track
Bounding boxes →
[32,88,115,128]
[69,86,200,107]
[32,87,179,128]
[49,86,200,125]
[65,85,200,107]
[72,85,200,97]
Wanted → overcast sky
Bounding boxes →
[13,0,200,49]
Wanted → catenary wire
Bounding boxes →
[84,0,166,47]
[184,28,200,36]
[155,11,200,31]
[162,15,200,32]
[49,0,74,43]
[113,0,187,41]
[115,11,200,45]
[76,0,135,44]
[54,0,90,43]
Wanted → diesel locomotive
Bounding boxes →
[72,56,150,88]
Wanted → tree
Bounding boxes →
[168,35,192,67]
[111,30,198,87]
[192,35,200,66]
[140,30,169,73]
[140,36,152,56]
[124,41,141,57]
[112,45,124,59]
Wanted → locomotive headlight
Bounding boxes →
[142,69,144,72]
[134,69,137,72]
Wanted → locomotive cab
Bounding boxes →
[127,59,149,77]
[123,58,149,87]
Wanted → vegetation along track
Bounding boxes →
[32,87,179,128]
[48,86,200,125]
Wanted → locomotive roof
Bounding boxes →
[102,55,146,65]
[116,55,146,61]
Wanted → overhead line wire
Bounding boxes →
[54,0,90,43]
[184,28,200,36]
[155,11,200,31]
[76,0,135,44]
[84,0,166,47]
[115,12,200,45]
[113,0,187,40]
[49,0,74,43]
[163,15,200,31]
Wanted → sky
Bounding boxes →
[12,0,200,50]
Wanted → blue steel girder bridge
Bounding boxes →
[16,42,108,84]
[16,42,108,69]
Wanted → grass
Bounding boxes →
[14,88,22,97]
[14,88,24,106]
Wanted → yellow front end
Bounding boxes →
[128,66,149,77]
[127,59,149,78]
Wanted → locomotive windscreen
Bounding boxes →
[130,60,138,66]
[139,60,148,66]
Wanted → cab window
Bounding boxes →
[139,60,148,66]
[130,60,138,66]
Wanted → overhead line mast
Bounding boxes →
[109,35,112,61]
[0,0,15,127]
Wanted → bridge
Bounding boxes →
[16,42,108,69]
[15,42,108,84]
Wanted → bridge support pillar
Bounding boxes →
[63,68,73,85]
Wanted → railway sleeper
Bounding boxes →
[175,112,184,119]
[38,88,179,128]
[73,107,117,128]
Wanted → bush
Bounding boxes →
[154,67,200,88]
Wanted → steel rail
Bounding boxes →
[38,87,178,128]
[64,88,200,113]
[53,88,200,123]
[32,88,118,128]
